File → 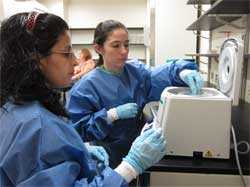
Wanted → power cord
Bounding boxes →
[193,30,210,40]
[231,125,249,187]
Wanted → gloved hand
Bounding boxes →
[116,103,138,120]
[123,128,166,174]
[140,122,154,134]
[179,69,204,95]
[85,144,109,166]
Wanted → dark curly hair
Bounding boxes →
[0,12,69,116]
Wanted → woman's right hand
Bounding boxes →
[123,127,166,174]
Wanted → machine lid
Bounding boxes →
[166,87,221,97]
[218,38,244,106]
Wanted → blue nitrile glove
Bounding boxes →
[85,144,109,166]
[123,128,166,174]
[179,69,204,95]
[116,103,138,120]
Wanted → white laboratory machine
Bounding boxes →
[155,38,244,159]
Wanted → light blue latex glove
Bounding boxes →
[86,144,109,166]
[116,103,138,120]
[179,69,204,95]
[123,128,166,174]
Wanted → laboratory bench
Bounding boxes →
[148,149,250,175]
[137,150,250,186]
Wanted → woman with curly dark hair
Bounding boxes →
[0,12,166,186]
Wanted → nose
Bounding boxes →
[121,45,128,54]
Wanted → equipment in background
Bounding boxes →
[155,38,244,159]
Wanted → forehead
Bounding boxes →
[106,28,128,42]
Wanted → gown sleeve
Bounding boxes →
[67,79,114,142]
[1,111,127,187]
[140,59,198,101]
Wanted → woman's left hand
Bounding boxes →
[179,69,204,95]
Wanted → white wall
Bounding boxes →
[67,0,146,28]
[0,0,4,21]
[35,0,147,61]
[2,0,49,18]
[154,0,197,65]
[38,0,64,18]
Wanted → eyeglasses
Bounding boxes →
[50,51,76,60]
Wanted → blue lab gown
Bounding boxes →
[0,101,127,187]
[66,59,197,168]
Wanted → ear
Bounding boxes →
[93,44,103,55]
[39,57,49,71]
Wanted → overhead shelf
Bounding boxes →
[187,0,217,4]
[208,0,250,14]
[187,15,241,30]
[185,53,219,57]
[72,43,145,46]
[72,43,93,45]
[70,27,144,30]
[187,0,250,31]
[70,27,95,30]
[186,53,250,59]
